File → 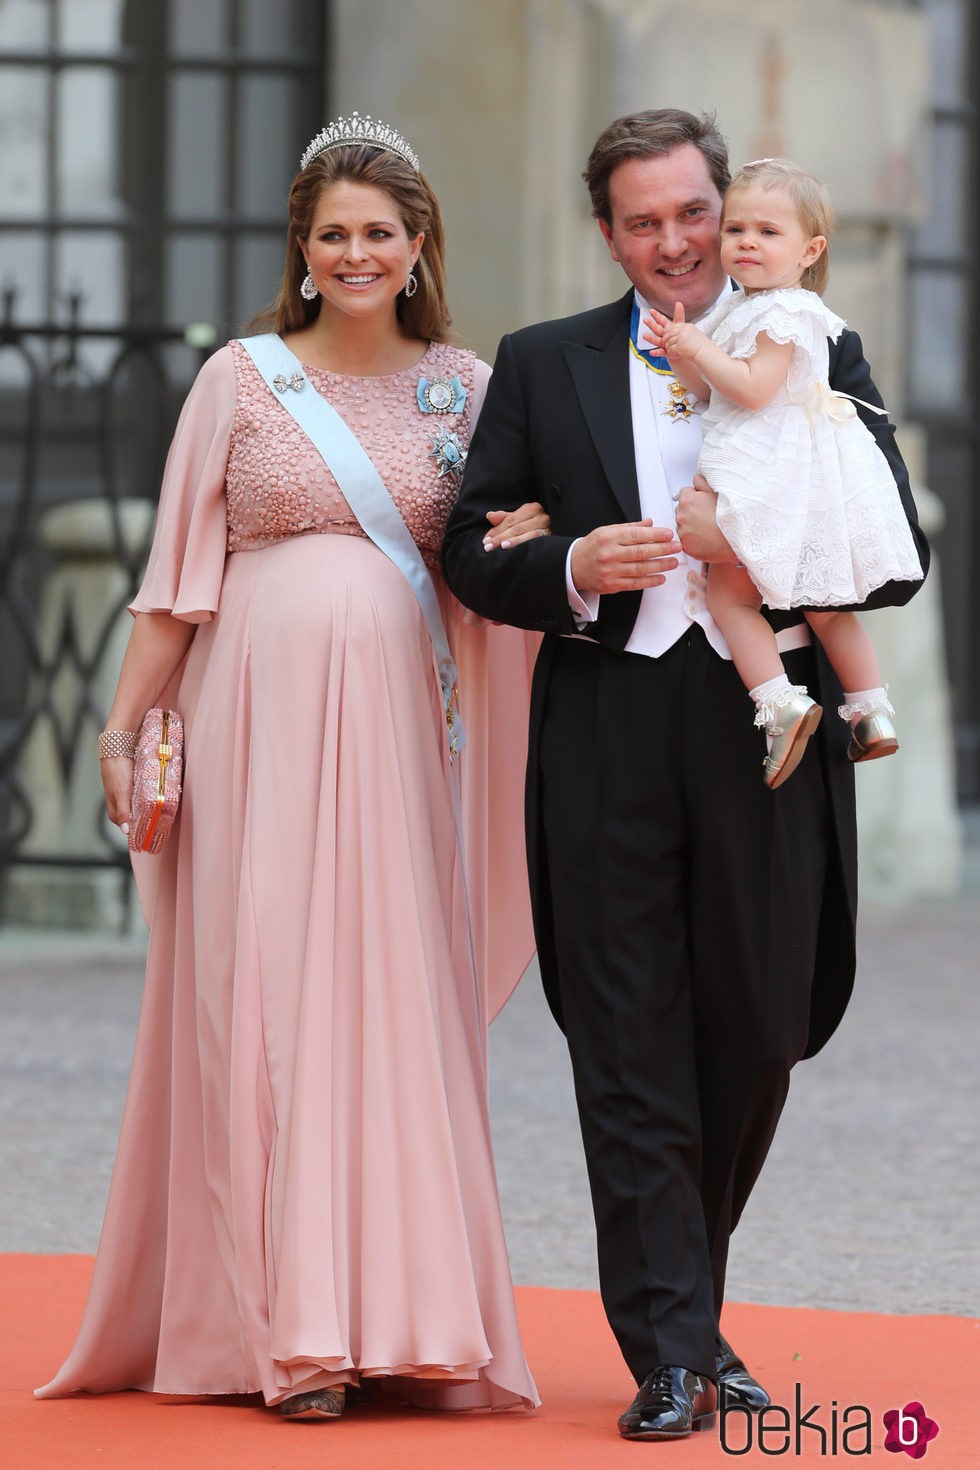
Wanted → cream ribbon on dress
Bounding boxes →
[805,380,888,425]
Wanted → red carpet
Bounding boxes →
[2,1255,974,1466]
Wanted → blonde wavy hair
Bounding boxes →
[724,158,834,295]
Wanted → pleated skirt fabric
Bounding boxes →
[37,533,538,1411]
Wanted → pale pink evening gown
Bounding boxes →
[37,340,540,1410]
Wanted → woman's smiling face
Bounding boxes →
[301,180,424,320]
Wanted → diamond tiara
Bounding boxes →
[300,112,420,174]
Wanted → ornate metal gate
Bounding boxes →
[0,0,326,925]
[0,295,212,925]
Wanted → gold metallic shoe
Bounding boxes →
[847,710,899,763]
[279,1386,346,1420]
[759,690,823,790]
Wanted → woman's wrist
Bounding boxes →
[98,728,139,761]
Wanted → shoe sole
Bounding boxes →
[765,704,823,790]
[848,737,899,763]
[280,1406,344,1420]
[619,1411,717,1440]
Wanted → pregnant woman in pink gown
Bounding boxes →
[37,115,542,1419]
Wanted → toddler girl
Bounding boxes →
[646,158,922,788]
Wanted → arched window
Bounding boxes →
[0,0,326,346]
[0,0,327,914]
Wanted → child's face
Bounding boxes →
[719,184,825,294]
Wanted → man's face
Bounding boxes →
[598,143,727,321]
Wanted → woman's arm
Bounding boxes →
[100,612,196,828]
[466,356,550,550]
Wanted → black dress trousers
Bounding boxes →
[538,626,829,1383]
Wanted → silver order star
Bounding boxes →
[428,428,467,486]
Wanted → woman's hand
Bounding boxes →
[102,757,134,834]
[97,610,196,836]
[482,501,550,551]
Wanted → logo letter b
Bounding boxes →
[898,1408,919,1446]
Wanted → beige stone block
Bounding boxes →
[853,473,962,901]
[605,0,928,220]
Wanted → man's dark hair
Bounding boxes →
[583,109,731,223]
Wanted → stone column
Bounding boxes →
[853,438,962,900]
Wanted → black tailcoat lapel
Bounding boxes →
[561,292,641,525]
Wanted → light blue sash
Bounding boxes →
[240,333,464,760]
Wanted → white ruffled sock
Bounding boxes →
[838,685,893,723]
[749,674,793,752]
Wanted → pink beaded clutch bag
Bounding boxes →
[128,708,184,855]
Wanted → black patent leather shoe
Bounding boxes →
[618,1364,717,1440]
[716,1334,771,1410]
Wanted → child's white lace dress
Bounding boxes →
[696,286,922,608]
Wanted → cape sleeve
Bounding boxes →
[129,345,236,622]
[446,354,540,1019]
[468,355,492,424]
[713,288,846,362]
[446,595,539,1021]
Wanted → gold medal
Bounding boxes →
[629,302,703,421]
[661,379,701,423]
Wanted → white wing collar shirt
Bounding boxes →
[566,286,732,661]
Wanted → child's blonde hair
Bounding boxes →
[723,158,834,295]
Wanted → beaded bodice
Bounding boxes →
[225,339,477,567]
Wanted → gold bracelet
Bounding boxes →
[99,728,138,761]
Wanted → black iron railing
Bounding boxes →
[0,289,214,921]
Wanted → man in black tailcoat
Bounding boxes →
[442,110,927,1441]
